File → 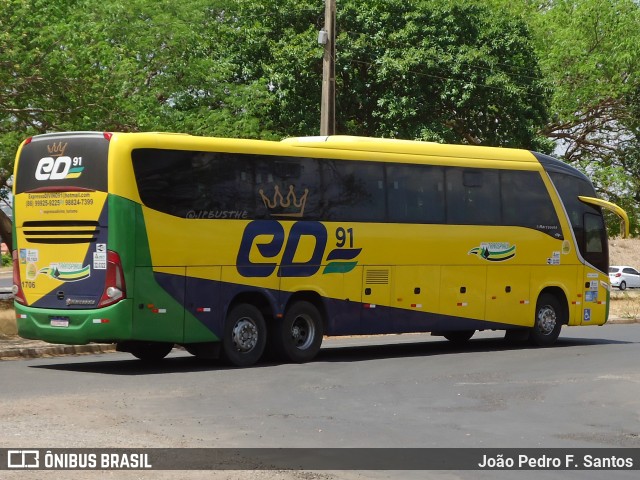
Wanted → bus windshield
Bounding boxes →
[546,171,608,273]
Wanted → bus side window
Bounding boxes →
[501,170,561,236]
[386,164,445,224]
[446,168,500,225]
[584,213,605,253]
[320,160,385,222]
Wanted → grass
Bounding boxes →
[610,291,640,320]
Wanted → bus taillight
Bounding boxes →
[98,251,127,308]
[12,250,27,305]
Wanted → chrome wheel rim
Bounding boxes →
[536,305,557,336]
[232,317,259,353]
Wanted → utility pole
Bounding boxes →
[319,0,336,136]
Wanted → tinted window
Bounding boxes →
[549,172,608,271]
[319,160,386,222]
[16,133,109,193]
[584,212,607,271]
[386,164,445,223]
[501,170,562,238]
[446,168,500,225]
[133,149,258,219]
[255,157,322,219]
[132,148,563,238]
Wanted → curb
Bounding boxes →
[0,340,116,360]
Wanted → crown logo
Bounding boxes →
[259,185,309,218]
[47,141,68,157]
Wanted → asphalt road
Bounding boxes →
[2,325,640,480]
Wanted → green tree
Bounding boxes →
[338,0,550,149]
[494,0,640,236]
[223,0,550,148]
[1,0,551,246]
[0,0,272,247]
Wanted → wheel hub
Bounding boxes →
[537,306,557,336]
[232,318,258,353]
[291,314,314,349]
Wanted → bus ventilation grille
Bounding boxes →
[366,269,390,285]
[22,220,101,244]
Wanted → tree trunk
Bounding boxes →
[0,208,13,252]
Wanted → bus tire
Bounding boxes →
[126,341,174,362]
[504,328,529,343]
[443,330,475,345]
[529,293,563,346]
[184,342,221,360]
[222,304,267,367]
[274,301,324,363]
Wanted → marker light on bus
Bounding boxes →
[98,251,127,307]
[12,250,27,305]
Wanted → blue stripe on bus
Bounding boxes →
[153,272,516,340]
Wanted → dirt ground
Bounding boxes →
[608,237,640,320]
[609,237,640,267]
[0,299,16,337]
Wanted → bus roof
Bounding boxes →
[282,135,538,163]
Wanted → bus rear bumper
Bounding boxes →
[15,300,133,345]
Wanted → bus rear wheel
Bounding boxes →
[121,341,174,362]
[529,293,563,346]
[222,304,267,367]
[273,301,324,363]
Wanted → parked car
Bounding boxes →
[609,266,640,290]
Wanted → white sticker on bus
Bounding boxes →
[93,252,107,270]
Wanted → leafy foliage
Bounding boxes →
[1,0,638,241]
[495,0,640,236]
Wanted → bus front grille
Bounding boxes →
[22,220,101,244]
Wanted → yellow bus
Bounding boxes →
[12,132,629,366]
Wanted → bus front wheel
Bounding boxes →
[222,304,267,367]
[529,293,563,347]
[273,301,324,363]
[443,330,475,345]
